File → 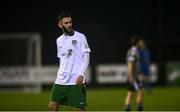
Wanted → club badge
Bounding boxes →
[72,40,77,46]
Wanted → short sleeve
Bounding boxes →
[128,50,136,62]
[81,35,91,54]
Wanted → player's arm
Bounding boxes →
[127,61,135,83]
[76,35,91,85]
[56,39,62,67]
[127,51,136,83]
[76,52,90,85]
[80,52,90,75]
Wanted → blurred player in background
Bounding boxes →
[139,39,152,94]
[124,36,144,111]
[48,12,91,111]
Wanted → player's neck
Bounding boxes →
[64,30,75,37]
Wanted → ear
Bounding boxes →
[58,21,62,28]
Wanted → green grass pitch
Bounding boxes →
[0,87,180,111]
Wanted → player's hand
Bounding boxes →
[76,75,84,85]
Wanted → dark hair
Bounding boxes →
[130,35,143,46]
[57,12,71,21]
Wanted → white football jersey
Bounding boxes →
[55,31,91,85]
[126,46,139,78]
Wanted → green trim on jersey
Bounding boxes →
[50,84,86,107]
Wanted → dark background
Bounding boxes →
[0,0,180,85]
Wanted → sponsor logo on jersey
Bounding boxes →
[67,49,72,57]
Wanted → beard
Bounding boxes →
[62,26,74,36]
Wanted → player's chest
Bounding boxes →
[58,38,80,53]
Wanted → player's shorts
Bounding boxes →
[127,78,143,92]
[50,83,86,108]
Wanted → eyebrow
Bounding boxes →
[65,21,72,24]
